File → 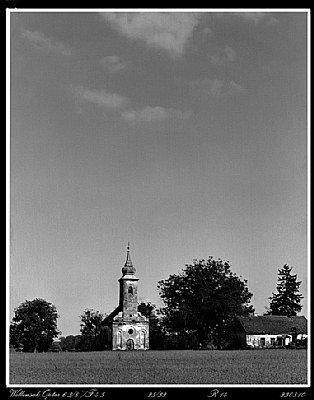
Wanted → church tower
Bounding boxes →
[112,244,149,350]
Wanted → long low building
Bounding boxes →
[230,315,307,348]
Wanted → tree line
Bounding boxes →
[10,258,304,352]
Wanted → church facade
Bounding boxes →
[103,244,149,350]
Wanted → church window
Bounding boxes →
[140,331,146,347]
[128,328,134,334]
[117,331,122,348]
[128,286,133,294]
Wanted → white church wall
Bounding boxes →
[112,312,149,350]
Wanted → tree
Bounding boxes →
[79,309,110,351]
[48,340,62,352]
[138,302,166,349]
[74,335,82,351]
[138,302,155,318]
[59,335,76,351]
[157,257,254,349]
[10,298,59,352]
[267,264,303,317]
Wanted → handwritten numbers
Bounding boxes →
[147,392,167,398]
[80,390,106,398]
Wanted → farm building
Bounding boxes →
[102,244,149,350]
[229,315,308,348]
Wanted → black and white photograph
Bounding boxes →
[7,7,310,394]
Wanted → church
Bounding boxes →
[102,244,149,350]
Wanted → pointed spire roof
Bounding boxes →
[122,242,136,276]
[125,242,133,267]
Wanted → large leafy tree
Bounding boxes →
[138,302,165,350]
[10,298,59,352]
[59,335,76,351]
[79,309,110,351]
[157,257,254,348]
[267,264,303,316]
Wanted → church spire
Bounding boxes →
[125,242,132,267]
[122,242,136,275]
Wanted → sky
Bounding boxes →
[9,10,309,337]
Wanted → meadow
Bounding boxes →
[9,349,307,385]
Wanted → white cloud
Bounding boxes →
[202,27,212,36]
[233,12,279,24]
[100,55,127,73]
[99,12,201,58]
[73,86,129,110]
[216,12,279,24]
[186,78,245,96]
[121,106,169,122]
[210,46,236,66]
[21,28,72,56]
[228,81,245,94]
[70,85,191,121]
[206,79,224,96]
[121,106,191,122]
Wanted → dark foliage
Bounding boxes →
[10,298,59,352]
[79,309,111,351]
[138,302,167,349]
[267,264,303,316]
[59,335,77,351]
[158,257,254,349]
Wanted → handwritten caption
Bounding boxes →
[10,389,106,400]
[207,390,227,398]
[10,389,229,399]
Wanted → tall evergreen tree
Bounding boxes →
[267,264,303,316]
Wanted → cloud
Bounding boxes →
[121,106,169,122]
[73,86,129,110]
[228,81,245,94]
[202,27,212,36]
[216,12,279,25]
[210,46,236,66]
[100,55,127,73]
[186,78,245,96]
[121,106,191,122]
[70,85,191,122]
[99,12,201,58]
[232,12,279,24]
[21,28,72,56]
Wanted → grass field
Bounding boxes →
[9,349,307,385]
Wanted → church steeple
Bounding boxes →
[121,242,136,276]
[125,242,132,266]
[111,244,149,350]
[119,243,139,316]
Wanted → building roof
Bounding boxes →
[237,315,307,335]
[121,242,137,276]
[102,305,122,326]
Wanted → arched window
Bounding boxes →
[140,331,146,348]
[128,286,133,294]
[117,331,122,348]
